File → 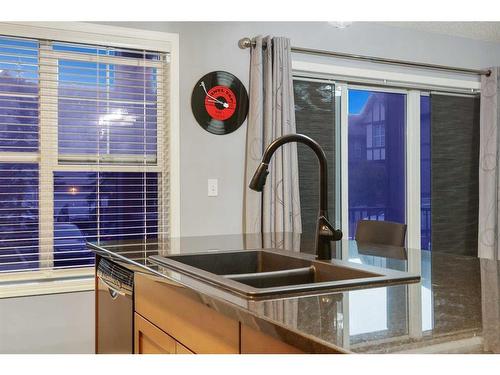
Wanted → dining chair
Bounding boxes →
[354,220,407,247]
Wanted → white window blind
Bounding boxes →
[0,35,170,275]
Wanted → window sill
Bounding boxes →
[0,268,95,299]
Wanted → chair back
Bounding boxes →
[355,220,407,247]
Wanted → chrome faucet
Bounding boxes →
[249,133,342,260]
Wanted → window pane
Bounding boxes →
[99,172,159,242]
[0,163,39,272]
[53,171,159,268]
[348,89,406,238]
[420,96,431,250]
[0,37,39,152]
[57,58,158,163]
[54,171,97,268]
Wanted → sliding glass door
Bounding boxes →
[293,81,409,250]
[293,77,472,256]
[347,88,406,239]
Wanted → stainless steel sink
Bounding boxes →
[148,249,420,300]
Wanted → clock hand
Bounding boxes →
[200,81,229,108]
[206,98,232,107]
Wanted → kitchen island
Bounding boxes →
[89,233,500,354]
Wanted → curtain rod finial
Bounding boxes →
[238,37,252,49]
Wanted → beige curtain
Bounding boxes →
[478,70,500,353]
[243,36,302,249]
[480,258,500,353]
[479,67,500,260]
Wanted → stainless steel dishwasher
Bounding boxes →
[96,257,134,354]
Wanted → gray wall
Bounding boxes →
[93,21,500,237]
[0,291,94,353]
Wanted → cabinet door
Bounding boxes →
[134,313,176,354]
[175,341,194,354]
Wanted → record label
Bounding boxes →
[191,71,249,135]
[204,85,236,121]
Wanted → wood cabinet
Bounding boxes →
[132,272,336,354]
[135,273,239,354]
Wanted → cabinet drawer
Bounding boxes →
[135,273,239,354]
[134,313,176,354]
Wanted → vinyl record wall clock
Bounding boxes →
[191,71,249,135]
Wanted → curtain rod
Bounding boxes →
[238,37,491,77]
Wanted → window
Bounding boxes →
[0,34,171,277]
[348,89,406,238]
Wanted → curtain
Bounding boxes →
[480,258,500,353]
[243,36,302,249]
[431,94,480,256]
[479,67,500,260]
[294,81,336,251]
[479,67,500,353]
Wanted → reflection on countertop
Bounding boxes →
[88,233,500,354]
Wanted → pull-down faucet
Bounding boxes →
[249,133,343,260]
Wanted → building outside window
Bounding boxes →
[348,89,406,237]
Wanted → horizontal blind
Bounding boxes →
[53,171,159,269]
[44,41,165,165]
[0,36,39,152]
[0,163,39,272]
[0,35,170,275]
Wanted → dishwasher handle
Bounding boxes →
[98,276,129,299]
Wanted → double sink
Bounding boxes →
[149,248,420,300]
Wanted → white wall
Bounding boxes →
[90,21,500,237]
[0,291,94,353]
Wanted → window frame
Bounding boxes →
[0,22,180,297]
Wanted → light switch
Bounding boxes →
[208,179,218,197]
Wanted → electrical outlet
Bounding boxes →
[208,179,218,197]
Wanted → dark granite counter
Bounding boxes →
[88,233,500,354]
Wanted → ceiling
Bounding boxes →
[382,22,500,43]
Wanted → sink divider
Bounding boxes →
[223,266,315,283]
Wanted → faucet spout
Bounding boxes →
[249,134,342,260]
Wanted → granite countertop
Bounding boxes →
[88,233,500,354]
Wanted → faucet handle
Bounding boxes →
[318,216,343,241]
[316,216,342,260]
